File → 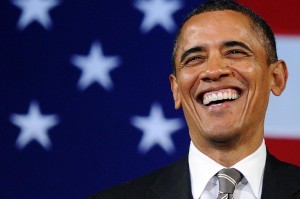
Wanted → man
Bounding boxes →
[88,0,300,198]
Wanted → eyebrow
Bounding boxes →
[179,41,252,64]
[180,46,204,64]
[223,41,252,52]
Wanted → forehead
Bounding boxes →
[177,10,261,54]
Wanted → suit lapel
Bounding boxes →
[150,156,193,199]
[261,152,300,199]
[147,152,300,199]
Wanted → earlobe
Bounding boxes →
[270,60,288,96]
[169,74,182,109]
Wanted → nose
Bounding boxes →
[199,54,231,81]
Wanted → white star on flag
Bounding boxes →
[12,0,61,30]
[131,103,184,154]
[134,0,182,33]
[71,41,121,91]
[10,101,59,150]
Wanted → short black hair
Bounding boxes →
[172,0,278,74]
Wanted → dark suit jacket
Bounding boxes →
[88,153,300,199]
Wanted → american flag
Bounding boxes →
[1,0,300,198]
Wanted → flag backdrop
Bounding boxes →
[1,0,300,198]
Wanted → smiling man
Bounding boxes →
[89,1,300,198]
[170,1,284,169]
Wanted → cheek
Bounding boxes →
[229,61,264,88]
[178,69,201,94]
[246,64,269,91]
[231,62,270,109]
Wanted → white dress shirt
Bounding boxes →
[188,140,267,199]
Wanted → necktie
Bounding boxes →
[217,168,242,199]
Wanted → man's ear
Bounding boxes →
[270,60,288,96]
[169,74,182,109]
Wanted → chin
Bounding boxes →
[205,129,240,145]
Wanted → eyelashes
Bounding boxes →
[182,50,250,67]
[184,55,206,65]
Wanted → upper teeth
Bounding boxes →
[203,89,240,105]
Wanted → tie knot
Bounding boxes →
[217,168,242,194]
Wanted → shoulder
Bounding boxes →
[88,156,188,199]
[262,152,300,198]
[274,158,300,185]
[266,152,300,178]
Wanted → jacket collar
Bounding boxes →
[150,156,193,199]
[148,152,300,198]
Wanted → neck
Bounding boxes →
[192,134,263,167]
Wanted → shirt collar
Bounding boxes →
[188,140,266,199]
[188,142,223,198]
[232,140,266,198]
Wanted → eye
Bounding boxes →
[229,50,243,54]
[184,55,206,66]
[225,49,249,59]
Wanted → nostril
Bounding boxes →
[202,77,211,81]
[201,70,231,82]
[220,73,230,78]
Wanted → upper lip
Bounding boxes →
[195,85,243,104]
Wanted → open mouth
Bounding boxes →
[198,88,242,106]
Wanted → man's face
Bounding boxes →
[170,10,287,148]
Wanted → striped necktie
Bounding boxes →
[217,168,242,199]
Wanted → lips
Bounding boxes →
[198,88,242,106]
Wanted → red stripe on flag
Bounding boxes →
[238,0,300,34]
[266,138,300,166]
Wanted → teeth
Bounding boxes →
[217,92,222,100]
[212,93,217,101]
[224,92,228,99]
[203,89,240,105]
